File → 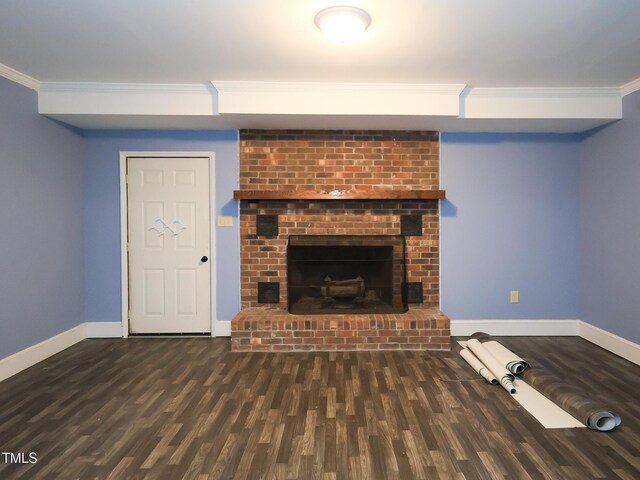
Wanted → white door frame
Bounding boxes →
[119,151,217,338]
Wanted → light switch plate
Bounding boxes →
[510,290,519,303]
[217,216,233,227]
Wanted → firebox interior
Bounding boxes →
[287,235,407,314]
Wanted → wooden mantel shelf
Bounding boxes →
[233,189,446,200]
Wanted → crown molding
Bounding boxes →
[620,77,640,97]
[0,62,40,91]
[212,81,466,95]
[39,82,212,95]
[463,86,622,119]
[211,81,466,116]
[466,86,620,98]
[38,82,217,116]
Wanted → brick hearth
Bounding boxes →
[231,308,450,351]
[232,130,450,351]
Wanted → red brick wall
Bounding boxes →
[239,130,441,309]
[231,309,450,351]
[240,200,439,308]
[240,130,440,192]
[235,130,448,351]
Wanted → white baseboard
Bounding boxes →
[0,324,86,382]
[451,319,579,337]
[86,322,123,338]
[450,319,639,366]
[214,320,231,337]
[2,319,637,383]
[578,321,640,366]
[85,321,230,338]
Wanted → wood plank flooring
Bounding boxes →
[0,337,638,479]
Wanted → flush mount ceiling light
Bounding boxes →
[314,6,371,44]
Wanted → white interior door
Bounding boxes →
[127,156,211,334]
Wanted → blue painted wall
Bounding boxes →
[440,133,581,320]
[0,77,85,358]
[3,68,638,359]
[580,91,640,343]
[83,130,240,324]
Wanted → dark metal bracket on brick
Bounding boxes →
[256,214,279,236]
[401,215,422,236]
[402,282,423,304]
[257,282,280,304]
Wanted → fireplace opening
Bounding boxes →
[287,235,407,315]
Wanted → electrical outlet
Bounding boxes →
[510,290,519,304]
[217,216,233,227]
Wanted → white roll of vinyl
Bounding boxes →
[460,348,498,385]
[466,339,516,393]
[481,341,529,374]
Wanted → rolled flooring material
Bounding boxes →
[460,348,498,385]
[520,367,621,432]
[470,332,529,374]
[459,340,588,429]
[466,339,516,393]
[510,379,585,429]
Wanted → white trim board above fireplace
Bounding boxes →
[31,76,626,132]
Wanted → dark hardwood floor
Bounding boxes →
[0,336,638,479]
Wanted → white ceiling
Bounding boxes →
[2,0,640,87]
[1,1,640,132]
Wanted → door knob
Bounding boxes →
[201,256,209,263]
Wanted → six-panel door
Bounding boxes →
[127,157,211,334]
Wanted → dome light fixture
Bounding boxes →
[314,6,371,45]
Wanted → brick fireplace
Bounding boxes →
[231,130,450,351]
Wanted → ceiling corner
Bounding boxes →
[621,77,640,97]
[0,62,40,91]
